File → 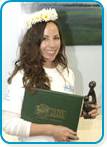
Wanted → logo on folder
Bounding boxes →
[35,104,66,120]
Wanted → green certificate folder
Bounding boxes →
[21,89,83,131]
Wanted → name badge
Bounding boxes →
[64,84,74,93]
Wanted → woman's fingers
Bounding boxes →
[53,125,79,142]
[66,130,79,141]
[88,109,97,115]
[61,133,79,142]
[88,104,101,118]
[89,104,100,112]
[68,135,79,140]
[69,129,77,135]
[90,104,101,109]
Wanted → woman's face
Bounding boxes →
[40,22,61,65]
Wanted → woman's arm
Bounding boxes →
[3,111,78,141]
[3,111,31,137]
[30,123,79,141]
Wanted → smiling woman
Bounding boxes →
[40,22,61,67]
[3,7,98,142]
[3,8,77,142]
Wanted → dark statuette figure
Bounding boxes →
[82,81,97,119]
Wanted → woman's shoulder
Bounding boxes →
[64,67,74,78]
[57,65,74,80]
[10,70,24,86]
[57,65,74,75]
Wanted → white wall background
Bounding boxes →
[2,2,102,105]
[66,46,102,105]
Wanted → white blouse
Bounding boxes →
[3,67,74,142]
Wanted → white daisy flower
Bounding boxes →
[26,8,58,29]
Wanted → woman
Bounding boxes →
[3,8,98,142]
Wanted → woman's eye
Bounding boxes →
[54,37,60,40]
[42,37,47,41]
[42,36,60,41]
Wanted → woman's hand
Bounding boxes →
[30,123,79,141]
[88,104,100,118]
[51,125,79,142]
[82,103,100,119]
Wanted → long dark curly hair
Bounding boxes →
[8,20,68,91]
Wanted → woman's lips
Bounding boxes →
[47,50,56,54]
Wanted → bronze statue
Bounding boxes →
[82,81,97,119]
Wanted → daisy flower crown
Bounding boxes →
[26,8,58,29]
